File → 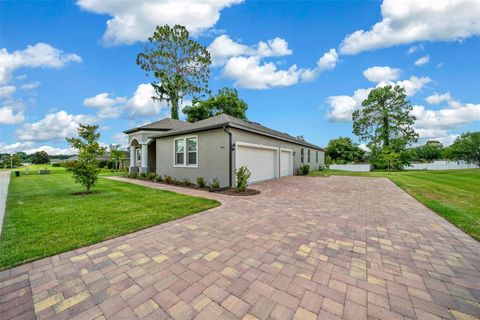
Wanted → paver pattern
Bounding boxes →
[1,175,479,320]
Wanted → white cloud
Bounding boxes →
[16,110,96,142]
[0,85,16,98]
[326,75,430,121]
[24,145,76,156]
[340,0,480,55]
[20,81,41,90]
[0,141,76,155]
[208,35,292,66]
[426,92,452,104]
[0,43,82,83]
[407,44,424,54]
[83,92,126,119]
[126,83,166,117]
[363,66,401,83]
[0,106,25,124]
[112,133,129,149]
[414,55,430,66]
[412,101,480,130]
[77,0,243,45]
[301,49,339,81]
[222,56,301,89]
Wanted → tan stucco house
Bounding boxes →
[125,114,324,187]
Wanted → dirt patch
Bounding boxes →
[214,188,261,196]
[71,190,102,196]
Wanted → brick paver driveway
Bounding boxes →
[1,176,479,320]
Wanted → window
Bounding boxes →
[316,151,319,163]
[307,149,311,163]
[136,149,141,162]
[300,148,304,163]
[174,136,198,167]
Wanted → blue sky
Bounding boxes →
[1,0,479,155]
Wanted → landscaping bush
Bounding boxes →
[210,178,220,189]
[155,174,163,182]
[51,163,61,167]
[183,178,192,187]
[140,172,148,179]
[98,160,108,169]
[172,178,182,185]
[299,164,310,175]
[61,160,77,171]
[164,175,173,184]
[130,172,138,179]
[147,172,156,181]
[196,177,206,188]
[235,166,251,192]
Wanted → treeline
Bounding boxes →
[0,151,73,168]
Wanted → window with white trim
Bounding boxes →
[174,137,198,166]
[301,148,304,163]
[316,151,319,163]
[307,149,311,162]
[136,149,141,162]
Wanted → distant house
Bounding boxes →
[124,114,324,188]
[65,151,130,169]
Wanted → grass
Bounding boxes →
[0,171,219,270]
[309,169,480,240]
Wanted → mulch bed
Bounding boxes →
[214,188,261,196]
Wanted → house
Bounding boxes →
[124,114,324,187]
[65,151,130,169]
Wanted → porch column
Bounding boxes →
[129,146,138,173]
[140,143,148,174]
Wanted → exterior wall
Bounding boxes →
[230,128,325,176]
[156,129,230,187]
[329,164,372,172]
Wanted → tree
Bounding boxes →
[353,85,418,152]
[137,25,211,120]
[66,124,106,193]
[31,151,50,164]
[326,137,365,163]
[183,87,248,122]
[415,140,444,162]
[109,144,123,170]
[444,132,480,165]
[1,154,21,168]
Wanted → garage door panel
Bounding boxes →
[236,144,277,183]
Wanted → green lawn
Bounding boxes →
[310,169,480,240]
[0,171,219,270]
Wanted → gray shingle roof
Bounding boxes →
[149,114,324,150]
[123,118,190,134]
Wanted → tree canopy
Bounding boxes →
[326,137,365,163]
[182,87,248,122]
[444,132,480,165]
[31,151,50,164]
[137,25,211,120]
[66,124,106,193]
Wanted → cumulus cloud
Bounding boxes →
[426,92,452,104]
[0,106,25,124]
[0,85,16,98]
[300,49,339,81]
[412,101,480,130]
[77,0,243,45]
[415,55,430,66]
[363,66,401,83]
[20,81,41,90]
[83,92,126,119]
[326,74,430,121]
[16,110,96,142]
[125,83,166,117]
[0,141,76,155]
[340,0,480,54]
[0,43,82,83]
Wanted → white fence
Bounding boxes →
[329,164,372,172]
[405,160,480,171]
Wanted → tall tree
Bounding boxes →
[66,125,106,193]
[182,87,248,122]
[415,140,444,161]
[353,85,418,153]
[444,132,480,165]
[326,137,365,163]
[137,25,211,120]
[31,151,50,164]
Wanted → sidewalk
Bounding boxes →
[0,171,11,236]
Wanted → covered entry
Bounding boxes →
[235,142,278,183]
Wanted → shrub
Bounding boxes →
[155,174,163,182]
[196,177,206,188]
[299,164,310,175]
[172,178,182,185]
[210,178,220,189]
[164,175,173,184]
[183,178,192,186]
[61,160,77,171]
[147,172,156,181]
[130,172,138,179]
[51,163,61,167]
[98,160,108,169]
[235,166,251,192]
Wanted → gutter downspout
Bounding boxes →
[223,125,233,188]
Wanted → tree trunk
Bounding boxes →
[171,97,179,120]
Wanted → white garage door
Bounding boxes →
[236,143,277,183]
[280,149,293,177]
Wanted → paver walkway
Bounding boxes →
[0,176,479,320]
[0,171,10,236]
